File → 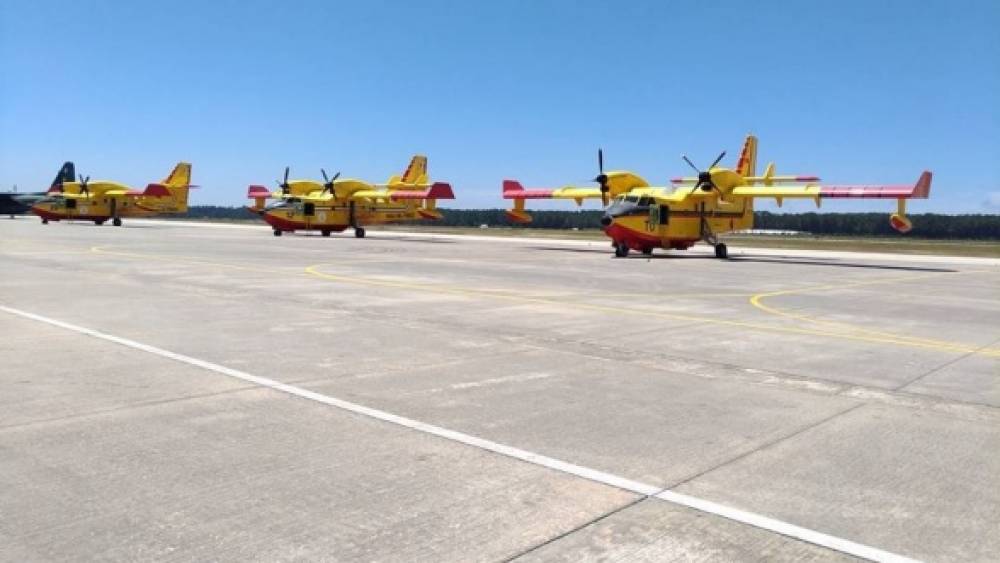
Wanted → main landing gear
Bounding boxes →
[354,227,366,238]
[321,230,331,237]
[273,229,283,237]
[94,219,106,226]
[41,218,49,224]
[714,243,728,259]
[112,217,122,227]
[699,209,729,260]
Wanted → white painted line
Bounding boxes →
[1,304,919,563]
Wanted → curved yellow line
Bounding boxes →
[82,245,999,358]
[306,263,1000,358]
[749,271,1000,356]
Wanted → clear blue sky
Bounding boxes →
[2,0,998,213]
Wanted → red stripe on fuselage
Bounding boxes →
[603,222,698,250]
[261,212,348,232]
[31,208,109,222]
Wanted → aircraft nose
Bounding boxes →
[600,214,613,227]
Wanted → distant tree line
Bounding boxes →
[181,206,1000,239]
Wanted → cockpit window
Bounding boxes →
[265,200,292,211]
[625,195,639,203]
[638,197,653,206]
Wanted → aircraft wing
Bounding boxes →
[501,180,605,223]
[731,171,931,201]
[731,171,932,233]
[502,180,602,200]
[98,184,173,198]
[350,182,455,201]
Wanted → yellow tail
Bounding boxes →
[161,162,193,212]
[735,135,757,178]
[392,155,428,185]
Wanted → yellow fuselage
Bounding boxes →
[600,170,753,250]
[259,198,439,233]
[31,182,186,223]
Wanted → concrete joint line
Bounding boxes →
[0,304,920,563]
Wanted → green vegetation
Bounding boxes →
[183,206,1000,240]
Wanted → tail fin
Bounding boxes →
[399,155,428,184]
[160,162,194,212]
[734,134,757,178]
[162,162,192,188]
[49,161,75,192]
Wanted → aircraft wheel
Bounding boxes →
[614,242,629,258]
[273,229,283,237]
[321,230,331,237]
[94,219,106,226]
[112,217,122,227]
[641,247,654,256]
[41,218,49,224]
[354,227,366,238]
[714,243,728,259]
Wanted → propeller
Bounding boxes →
[593,148,610,206]
[77,173,91,196]
[680,151,726,194]
[321,168,341,196]
[276,166,290,195]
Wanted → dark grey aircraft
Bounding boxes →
[1,162,75,217]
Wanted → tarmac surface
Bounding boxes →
[2,216,998,562]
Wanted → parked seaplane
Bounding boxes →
[247,155,455,237]
[503,135,931,257]
[31,162,195,226]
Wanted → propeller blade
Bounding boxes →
[598,148,604,174]
[709,151,727,169]
[331,171,341,182]
[321,168,329,182]
[681,155,700,173]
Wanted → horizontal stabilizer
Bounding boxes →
[390,182,455,200]
[247,185,272,199]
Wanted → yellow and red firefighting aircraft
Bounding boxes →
[247,155,455,237]
[32,162,195,226]
[503,135,932,258]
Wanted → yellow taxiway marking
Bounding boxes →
[81,245,998,358]
[305,264,1000,358]
[749,271,1000,355]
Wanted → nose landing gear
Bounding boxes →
[613,241,630,258]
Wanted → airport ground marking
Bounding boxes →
[750,270,1000,355]
[305,264,1000,358]
[0,304,918,563]
[85,244,997,357]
